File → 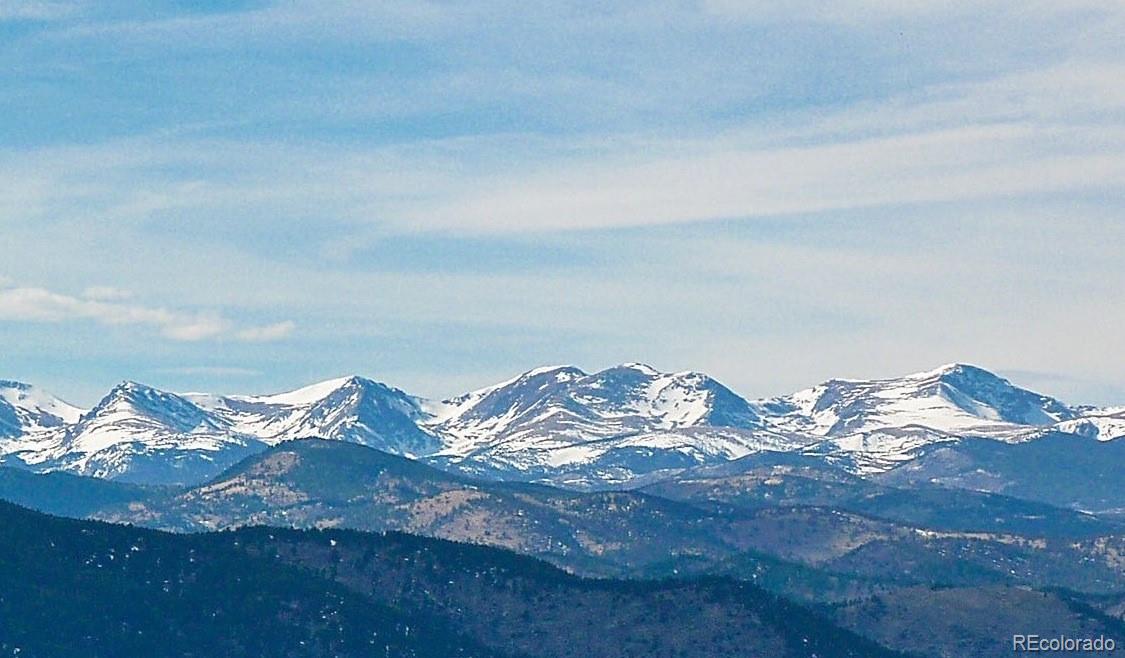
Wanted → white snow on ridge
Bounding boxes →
[761,363,1073,440]
[423,364,749,461]
[0,362,1117,485]
[1054,411,1125,442]
[233,376,360,406]
[0,380,84,430]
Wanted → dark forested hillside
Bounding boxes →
[0,501,900,658]
[0,466,165,517]
[0,501,503,658]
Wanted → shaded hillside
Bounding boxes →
[90,440,1125,595]
[228,525,904,658]
[644,456,1119,538]
[879,433,1125,512]
[98,439,735,575]
[832,586,1125,658]
[5,439,1122,625]
[0,466,162,517]
[0,501,503,658]
[0,501,899,658]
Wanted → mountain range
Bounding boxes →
[3,361,1124,657]
[1,363,1121,495]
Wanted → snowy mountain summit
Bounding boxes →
[0,363,1116,487]
[762,363,1075,437]
[0,380,83,438]
[4,381,263,484]
[429,363,764,449]
[423,363,782,485]
[187,375,441,457]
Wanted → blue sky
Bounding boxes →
[2,0,1124,406]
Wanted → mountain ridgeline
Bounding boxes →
[1,363,1121,496]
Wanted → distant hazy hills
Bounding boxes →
[1,363,1122,500]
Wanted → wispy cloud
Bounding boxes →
[0,283,295,343]
[414,123,1125,233]
[2,55,1120,237]
[235,320,296,342]
[0,0,76,22]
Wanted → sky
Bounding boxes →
[2,0,1124,407]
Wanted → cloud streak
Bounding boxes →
[0,283,295,343]
[5,62,1121,237]
[0,0,75,22]
[701,0,1125,23]
[415,123,1125,233]
[236,320,296,342]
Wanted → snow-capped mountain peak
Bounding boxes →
[191,375,440,457]
[430,363,762,444]
[0,380,84,438]
[925,363,1076,425]
[423,365,588,426]
[753,363,1085,475]
[0,381,262,484]
[246,375,360,404]
[86,381,224,434]
[0,362,1116,487]
[423,363,778,484]
[762,363,1076,440]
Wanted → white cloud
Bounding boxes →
[236,320,296,342]
[4,55,1121,238]
[412,123,1125,233]
[159,315,229,341]
[0,284,294,343]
